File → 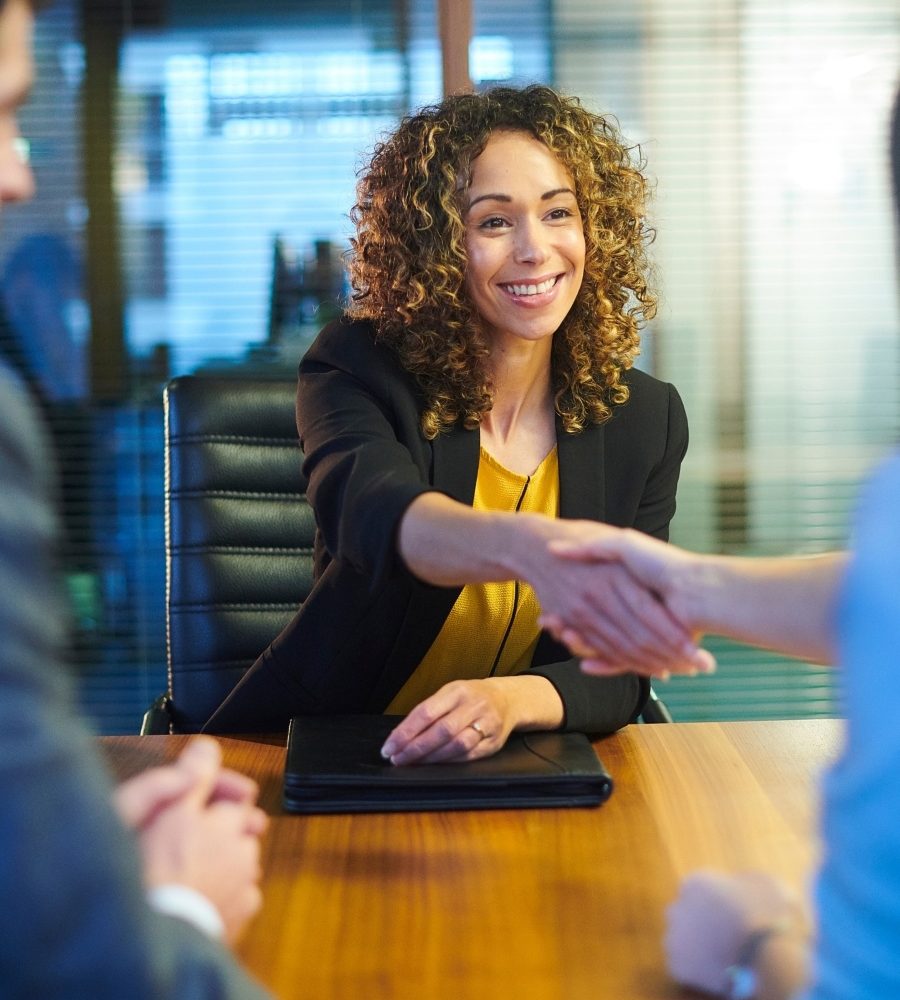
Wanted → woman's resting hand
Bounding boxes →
[380,674,563,766]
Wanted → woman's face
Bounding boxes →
[463,130,585,351]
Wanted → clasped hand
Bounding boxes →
[113,736,268,943]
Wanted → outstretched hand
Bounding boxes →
[531,521,715,679]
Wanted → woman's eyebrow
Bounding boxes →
[467,192,511,209]
[467,187,576,210]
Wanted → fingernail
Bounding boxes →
[380,742,394,759]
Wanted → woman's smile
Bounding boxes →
[498,273,563,305]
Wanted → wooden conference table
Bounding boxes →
[102,719,841,1000]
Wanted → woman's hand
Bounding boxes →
[380,675,563,766]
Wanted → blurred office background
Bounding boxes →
[1,0,896,732]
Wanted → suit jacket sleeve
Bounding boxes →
[297,319,436,587]
[527,381,688,732]
[0,366,270,999]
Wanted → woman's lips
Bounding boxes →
[497,273,563,306]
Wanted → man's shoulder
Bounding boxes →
[0,361,53,485]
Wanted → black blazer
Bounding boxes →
[205,317,688,734]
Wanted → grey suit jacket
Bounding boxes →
[206,317,687,735]
[0,362,270,999]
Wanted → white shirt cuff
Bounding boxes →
[146,883,225,940]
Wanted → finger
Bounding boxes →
[548,537,622,562]
[387,709,474,766]
[209,768,260,805]
[174,736,224,807]
[694,649,717,674]
[380,687,465,759]
[608,570,694,652]
[405,723,489,765]
[571,576,701,675]
[112,766,195,830]
[244,805,269,837]
[538,612,566,639]
[556,626,597,660]
[580,657,671,681]
[565,591,654,666]
[579,647,715,678]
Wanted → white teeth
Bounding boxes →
[505,277,556,297]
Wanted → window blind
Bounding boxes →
[2,0,896,730]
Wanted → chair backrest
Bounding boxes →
[164,375,315,732]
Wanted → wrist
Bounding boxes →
[681,553,729,635]
[146,883,225,940]
[725,917,806,1000]
[485,674,564,731]
[498,512,555,582]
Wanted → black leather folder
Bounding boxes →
[283,714,613,814]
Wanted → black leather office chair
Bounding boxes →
[142,373,671,732]
[142,375,315,733]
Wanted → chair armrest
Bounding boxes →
[141,693,173,735]
[639,686,673,724]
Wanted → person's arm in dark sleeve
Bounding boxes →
[297,323,435,586]
[632,382,689,542]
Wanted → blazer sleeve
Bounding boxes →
[527,380,688,732]
[297,320,435,587]
[528,655,648,734]
[0,366,270,1000]
[632,382,688,542]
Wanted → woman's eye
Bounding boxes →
[547,207,574,220]
[478,216,509,229]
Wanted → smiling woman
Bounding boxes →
[204,85,709,760]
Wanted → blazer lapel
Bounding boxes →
[556,415,606,521]
[432,420,480,504]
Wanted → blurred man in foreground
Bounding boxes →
[0,1,271,995]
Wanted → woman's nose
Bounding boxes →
[513,218,550,264]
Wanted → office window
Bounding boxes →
[552,0,900,719]
[2,0,897,731]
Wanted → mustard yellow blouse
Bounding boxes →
[385,445,560,715]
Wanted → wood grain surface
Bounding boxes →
[102,719,842,1000]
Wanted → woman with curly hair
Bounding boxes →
[206,84,702,759]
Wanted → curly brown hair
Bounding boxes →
[347,84,656,439]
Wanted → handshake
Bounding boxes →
[529,521,842,677]
[531,523,717,679]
